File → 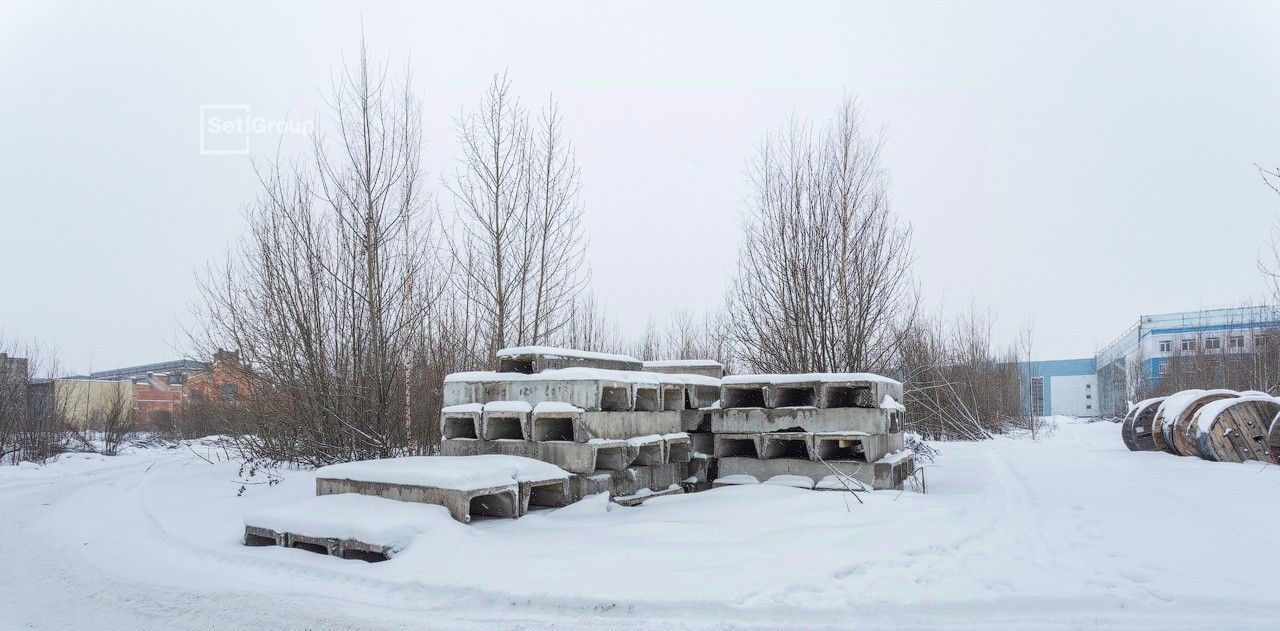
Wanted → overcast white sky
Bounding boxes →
[2,1,1279,373]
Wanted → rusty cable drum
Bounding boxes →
[1168,390,1238,457]
[1193,396,1278,462]
[1151,391,1205,454]
[1122,397,1166,452]
[1266,409,1280,464]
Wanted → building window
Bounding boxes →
[221,383,238,401]
[1230,335,1245,350]
[1086,394,1092,399]
[1159,340,1171,352]
[1181,339,1195,352]
[1204,337,1221,351]
[1030,377,1044,416]
[1087,404,1092,410]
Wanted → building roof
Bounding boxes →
[76,359,209,381]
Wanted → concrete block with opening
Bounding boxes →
[481,401,532,441]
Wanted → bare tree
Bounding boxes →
[448,74,588,358]
[193,40,442,467]
[727,97,916,374]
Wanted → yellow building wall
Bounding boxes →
[53,379,135,430]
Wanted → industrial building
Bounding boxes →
[1025,306,1280,419]
[1020,358,1099,417]
[1096,306,1280,416]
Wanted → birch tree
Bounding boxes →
[448,74,588,359]
[727,97,916,373]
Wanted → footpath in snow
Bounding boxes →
[2,418,1278,630]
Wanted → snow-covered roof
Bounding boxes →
[315,455,570,491]
[496,345,639,363]
[722,372,902,388]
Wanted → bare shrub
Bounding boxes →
[897,308,1031,440]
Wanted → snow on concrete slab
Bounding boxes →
[482,400,533,413]
[496,345,640,363]
[722,372,902,387]
[446,367,720,387]
[531,401,583,414]
[711,474,759,485]
[441,403,484,414]
[244,493,465,551]
[878,448,916,465]
[315,455,570,491]
[642,359,723,368]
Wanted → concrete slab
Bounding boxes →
[766,382,820,408]
[481,405,531,441]
[811,432,881,463]
[711,406,891,434]
[611,484,684,507]
[686,384,721,409]
[444,374,634,411]
[642,359,725,379]
[564,462,690,500]
[759,432,815,460]
[572,410,682,442]
[441,437,636,475]
[530,406,581,443]
[687,431,714,456]
[628,435,666,466]
[721,381,768,409]
[440,407,481,440]
[713,433,762,459]
[496,346,643,373]
[715,452,915,490]
[679,409,714,432]
[315,477,519,523]
[660,383,686,411]
[663,433,692,463]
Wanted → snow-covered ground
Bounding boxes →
[3,418,1278,629]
